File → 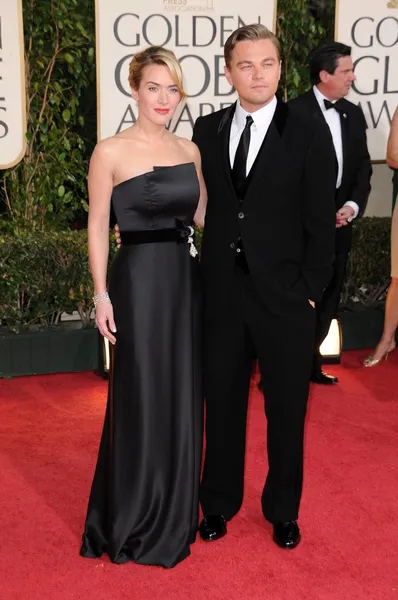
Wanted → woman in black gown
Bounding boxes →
[80,47,207,568]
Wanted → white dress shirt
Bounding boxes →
[229,96,277,176]
[313,85,359,220]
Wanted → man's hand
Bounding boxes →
[336,206,355,228]
[308,300,315,308]
[115,223,121,248]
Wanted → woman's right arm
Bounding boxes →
[87,142,117,344]
[387,107,398,170]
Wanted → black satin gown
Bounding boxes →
[80,162,203,568]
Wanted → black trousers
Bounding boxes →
[312,251,348,371]
[200,266,316,524]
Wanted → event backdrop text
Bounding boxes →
[0,0,26,169]
[336,0,398,161]
[95,0,277,140]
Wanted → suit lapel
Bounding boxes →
[243,99,289,201]
[308,89,341,182]
[217,102,238,203]
[307,89,324,122]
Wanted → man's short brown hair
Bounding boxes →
[224,24,281,68]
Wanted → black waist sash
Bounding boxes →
[120,220,193,246]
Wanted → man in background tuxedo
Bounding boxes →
[289,42,372,385]
[193,25,336,549]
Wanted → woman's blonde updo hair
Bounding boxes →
[128,46,186,99]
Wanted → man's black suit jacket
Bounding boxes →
[192,99,337,317]
[289,89,372,253]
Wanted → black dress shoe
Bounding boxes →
[198,515,227,542]
[273,520,301,549]
[311,369,339,385]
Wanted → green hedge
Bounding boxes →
[0,230,107,331]
[0,217,392,331]
[340,217,391,309]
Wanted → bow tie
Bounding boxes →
[324,99,345,113]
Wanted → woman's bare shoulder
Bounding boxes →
[92,128,136,160]
[175,135,200,160]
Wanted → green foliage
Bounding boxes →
[0,230,117,330]
[0,219,391,331]
[1,0,95,232]
[277,0,335,100]
[340,218,392,309]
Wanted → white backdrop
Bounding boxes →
[0,0,26,168]
[335,0,398,161]
[95,0,278,141]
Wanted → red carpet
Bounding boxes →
[0,350,397,600]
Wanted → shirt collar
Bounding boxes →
[313,85,336,113]
[234,96,277,129]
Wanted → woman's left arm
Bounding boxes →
[189,142,207,229]
[387,107,398,169]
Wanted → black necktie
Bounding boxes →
[324,99,344,113]
[232,115,253,196]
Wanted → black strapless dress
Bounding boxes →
[80,163,203,568]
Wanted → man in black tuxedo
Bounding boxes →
[193,25,336,549]
[289,42,372,385]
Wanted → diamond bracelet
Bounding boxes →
[93,291,111,307]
